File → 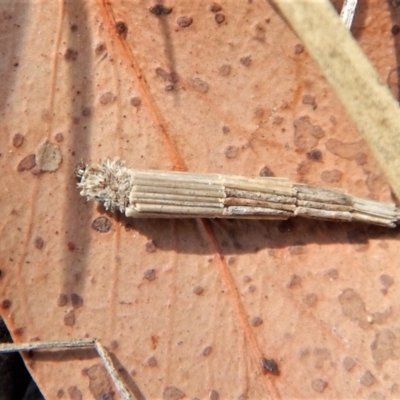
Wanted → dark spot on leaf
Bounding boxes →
[156,68,179,84]
[92,217,112,233]
[302,94,316,106]
[202,346,212,356]
[151,335,159,350]
[370,329,400,366]
[286,274,302,288]
[338,288,366,323]
[147,356,157,367]
[17,154,36,172]
[57,293,68,307]
[95,43,106,55]
[144,269,156,281]
[64,310,75,327]
[190,77,209,93]
[209,390,219,400]
[81,107,91,116]
[254,23,266,42]
[254,107,264,118]
[342,356,356,371]
[1,299,11,309]
[325,268,339,280]
[115,21,128,37]
[70,24,78,32]
[392,25,400,35]
[296,161,310,177]
[156,67,169,80]
[261,358,280,375]
[87,364,114,399]
[321,169,343,183]
[360,370,376,387]
[250,317,263,327]
[306,149,323,161]
[99,92,115,105]
[366,171,386,193]
[219,64,231,76]
[12,133,24,148]
[130,96,141,107]
[67,242,75,251]
[150,4,173,16]
[193,286,204,295]
[71,293,83,309]
[210,2,222,12]
[163,386,186,400]
[168,71,179,83]
[303,293,318,307]
[145,240,156,253]
[224,145,238,158]
[313,347,331,369]
[294,44,304,54]
[248,284,256,293]
[380,274,394,288]
[273,115,284,125]
[311,379,328,393]
[215,13,225,24]
[13,327,24,336]
[240,56,252,67]
[325,138,363,160]
[177,16,193,27]
[34,237,44,249]
[294,116,325,151]
[222,125,230,134]
[67,386,82,400]
[54,132,64,142]
[64,48,78,61]
[259,166,274,177]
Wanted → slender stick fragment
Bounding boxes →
[76,158,400,228]
[0,338,135,400]
[340,0,358,30]
[0,338,95,353]
[94,339,134,400]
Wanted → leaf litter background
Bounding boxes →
[1,0,400,399]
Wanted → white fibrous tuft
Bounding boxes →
[76,158,132,213]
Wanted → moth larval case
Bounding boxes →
[76,158,400,227]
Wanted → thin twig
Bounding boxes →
[0,338,135,400]
[0,338,95,353]
[94,339,134,400]
[340,0,358,30]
